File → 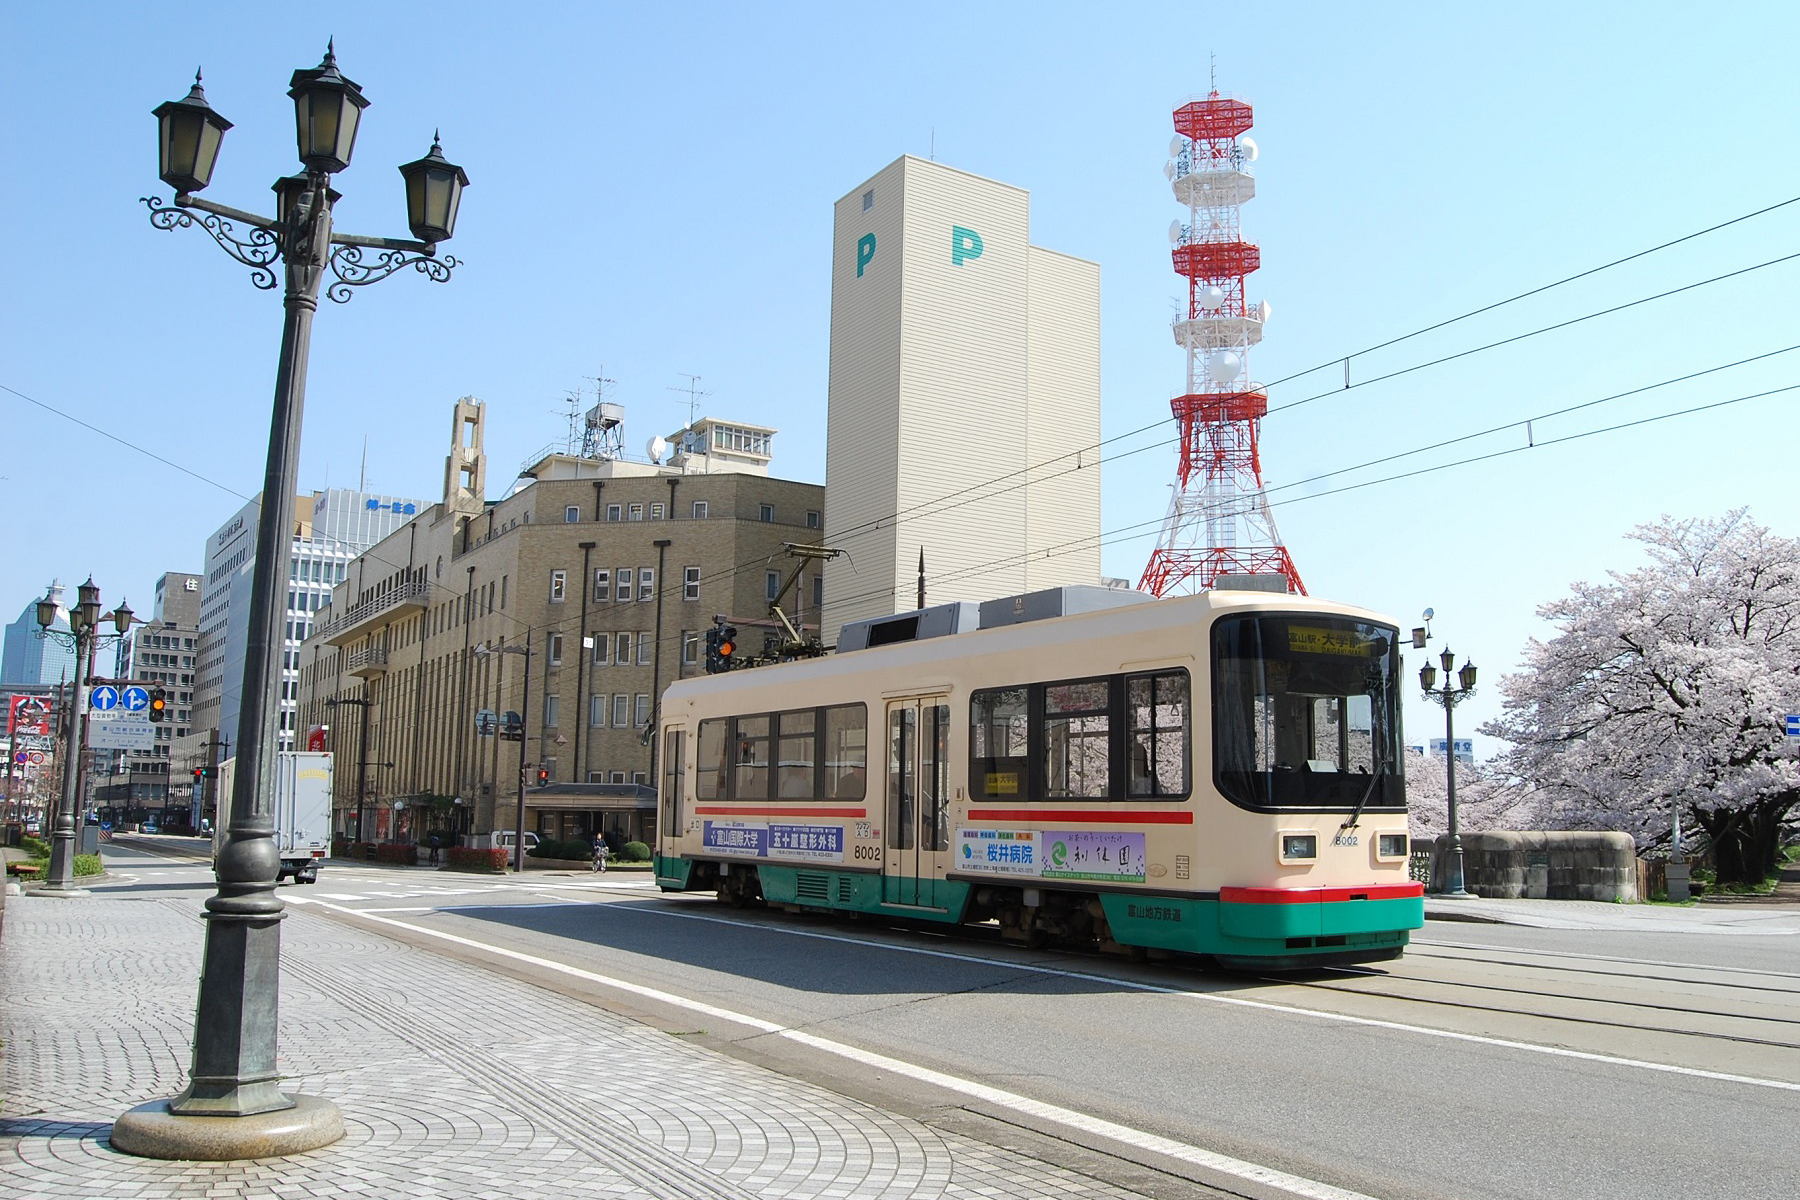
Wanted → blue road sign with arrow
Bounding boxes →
[90,685,120,712]
[121,686,150,712]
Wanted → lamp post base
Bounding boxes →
[111,1094,344,1161]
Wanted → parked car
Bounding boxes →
[495,830,541,857]
[142,821,160,834]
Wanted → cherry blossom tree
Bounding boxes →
[1481,510,1800,885]
[1402,750,1535,841]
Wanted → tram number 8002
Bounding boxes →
[853,845,882,862]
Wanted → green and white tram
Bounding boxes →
[654,586,1423,969]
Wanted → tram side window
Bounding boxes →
[1044,680,1110,799]
[695,704,868,801]
[734,714,772,799]
[1128,672,1190,797]
[970,687,1029,799]
[971,671,1192,801]
[696,719,726,800]
[777,709,817,798]
[826,704,867,799]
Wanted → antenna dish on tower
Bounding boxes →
[1169,135,1184,157]
[1237,135,1259,162]
[1168,220,1183,244]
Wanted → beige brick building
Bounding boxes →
[297,399,824,847]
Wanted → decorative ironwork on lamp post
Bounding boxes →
[1420,647,1478,899]
[34,580,140,893]
[113,44,468,1162]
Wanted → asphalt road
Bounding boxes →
[100,839,1800,1200]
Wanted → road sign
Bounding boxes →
[90,685,121,712]
[120,685,150,712]
[28,751,45,764]
[88,711,156,751]
[1786,714,1800,739]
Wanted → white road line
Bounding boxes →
[291,898,1379,1200]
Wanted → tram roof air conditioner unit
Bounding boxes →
[977,585,1155,630]
[835,601,979,654]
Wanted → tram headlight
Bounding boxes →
[1378,833,1409,859]
[1280,833,1317,862]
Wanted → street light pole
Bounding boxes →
[114,46,468,1163]
[1420,647,1478,899]
[475,632,532,873]
[34,581,138,893]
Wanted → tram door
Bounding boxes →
[883,697,950,908]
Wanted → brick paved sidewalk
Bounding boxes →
[0,889,1158,1200]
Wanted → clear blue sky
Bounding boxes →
[4,2,1797,752]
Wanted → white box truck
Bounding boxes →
[213,751,333,884]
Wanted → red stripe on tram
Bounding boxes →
[692,806,868,818]
[966,809,1195,825]
[1220,882,1425,905]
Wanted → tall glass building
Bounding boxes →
[1,582,77,687]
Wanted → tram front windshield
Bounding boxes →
[1212,614,1403,811]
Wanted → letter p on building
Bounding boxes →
[951,226,984,266]
[856,233,877,277]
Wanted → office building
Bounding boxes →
[822,155,1102,636]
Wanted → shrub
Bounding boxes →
[74,854,103,876]
[532,838,593,861]
[374,842,418,865]
[447,846,508,873]
[620,840,651,862]
[21,835,50,859]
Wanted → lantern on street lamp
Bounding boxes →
[287,42,369,175]
[398,134,469,245]
[153,71,232,194]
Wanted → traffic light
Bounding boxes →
[148,687,168,724]
[192,768,203,783]
[718,625,738,669]
[536,767,549,787]
[704,626,722,673]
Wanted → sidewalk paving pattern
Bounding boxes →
[0,890,1160,1200]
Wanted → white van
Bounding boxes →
[495,830,540,858]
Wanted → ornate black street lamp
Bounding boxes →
[1420,647,1478,899]
[114,44,468,1162]
[34,581,139,893]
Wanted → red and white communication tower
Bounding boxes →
[1139,91,1304,597]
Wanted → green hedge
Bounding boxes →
[447,846,508,873]
[374,842,418,865]
[620,841,651,862]
[75,854,102,876]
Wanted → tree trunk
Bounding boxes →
[1693,795,1797,886]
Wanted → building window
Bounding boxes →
[611,771,627,785]
[548,633,564,666]
[615,632,632,663]
[813,575,824,608]
[590,695,606,727]
[628,503,644,521]
[544,695,560,727]
[759,503,774,523]
[593,568,609,602]
[550,571,566,602]
[691,500,707,520]
[635,632,650,664]
[862,188,874,212]
[682,632,700,665]
[612,694,629,727]
[767,571,781,601]
[635,694,651,727]
[638,568,654,601]
[616,568,633,602]
[591,635,610,665]
[806,510,821,529]
[651,502,665,519]
[565,505,581,523]
[607,503,623,522]
[683,567,700,601]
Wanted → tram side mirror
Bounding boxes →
[1411,626,1428,649]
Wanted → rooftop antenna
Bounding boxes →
[559,391,584,453]
[668,373,709,429]
[359,436,367,493]
[930,127,936,161]
[1209,52,1217,96]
